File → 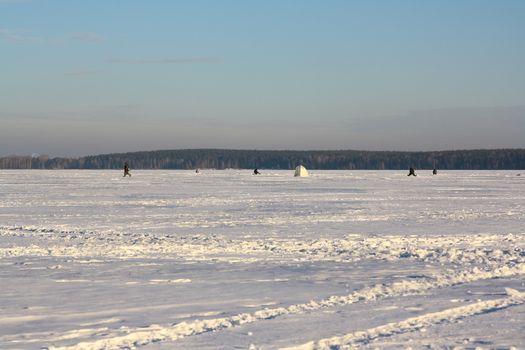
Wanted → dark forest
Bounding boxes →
[2,149,524,170]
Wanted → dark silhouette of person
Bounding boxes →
[408,167,416,176]
[433,168,437,175]
[123,162,131,177]
[253,168,260,175]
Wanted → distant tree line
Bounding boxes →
[1,149,524,170]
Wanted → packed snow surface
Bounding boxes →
[0,169,523,350]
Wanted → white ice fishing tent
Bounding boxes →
[294,165,309,177]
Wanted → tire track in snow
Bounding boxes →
[46,263,525,350]
[280,288,525,350]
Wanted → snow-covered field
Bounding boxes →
[0,170,524,350]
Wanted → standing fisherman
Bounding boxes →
[123,162,131,177]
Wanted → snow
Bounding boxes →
[0,170,523,349]
[281,288,525,350]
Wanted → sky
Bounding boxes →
[1,0,524,157]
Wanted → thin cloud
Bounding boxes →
[69,32,103,42]
[109,57,223,64]
[64,69,102,76]
[0,28,43,43]
[1,28,103,44]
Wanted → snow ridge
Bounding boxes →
[2,226,523,267]
[47,263,525,350]
[280,288,525,350]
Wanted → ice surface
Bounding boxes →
[0,170,523,349]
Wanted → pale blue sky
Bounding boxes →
[1,0,524,156]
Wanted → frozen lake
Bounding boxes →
[0,170,524,349]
